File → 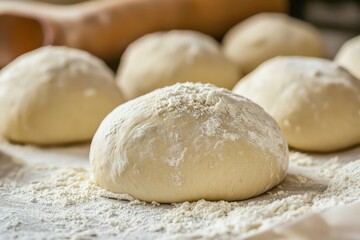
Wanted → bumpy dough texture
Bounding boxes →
[223,13,326,74]
[90,82,289,203]
[335,35,360,80]
[116,30,240,100]
[233,56,360,152]
[0,46,124,145]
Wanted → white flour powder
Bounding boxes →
[1,145,360,239]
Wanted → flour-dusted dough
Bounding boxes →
[335,35,360,80]
[233,56,360,152]
[90,82,288,203]
[0,46,124,145]
[223,13,326,74]
[116,30,240,100]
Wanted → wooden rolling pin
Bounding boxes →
[0,0,287,68]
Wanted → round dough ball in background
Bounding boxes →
[90,82,288,203]
[335,35,360,80]
[0,46,124,145]
[116,30,241,100]
[223,13,326,74]
[233,56,360,152]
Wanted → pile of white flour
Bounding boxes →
[0,143,360,239]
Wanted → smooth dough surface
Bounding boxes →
[116,30,240,100]
[233,56,360,152]
[335,35,360,80]
[0,46,124,145]
[223,13,326,74]
[90,82,288,203]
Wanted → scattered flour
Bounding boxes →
[1,146,360,239]
[290,152,317,167]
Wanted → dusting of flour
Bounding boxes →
[90,82,288,195]
[1,144,360,239]
[153,83,287,168]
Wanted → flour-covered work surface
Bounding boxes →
[0,142,360,239]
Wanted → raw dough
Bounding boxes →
[233,56,360,152]
[116,30,240,100]
[223,13,326,74]
[90,82,288,203]
[0,46,124,145]
[335,35,360,80]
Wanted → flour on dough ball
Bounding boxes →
[116,30,240,100]
[90,82,288,203]
[335,35,360,80]
[223,13,326,74]
[233,56,360,152]
[0,46,124,145]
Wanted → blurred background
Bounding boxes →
[290,0,360,57]
[0,0,359,70]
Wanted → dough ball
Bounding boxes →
[223,13,326,74]
[90,82,288,203]
[116,30,240,100]
[0,46,124,145]
[233,56,360,152]
[335,35,360,80]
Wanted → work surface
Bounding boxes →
[1,142,360,239]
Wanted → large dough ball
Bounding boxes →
[0,46,124,145]
[233,56,360,152]
[335,35,360,80]
[90,82,288,203]
[116,30,240,100]
[223,13,326,74]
